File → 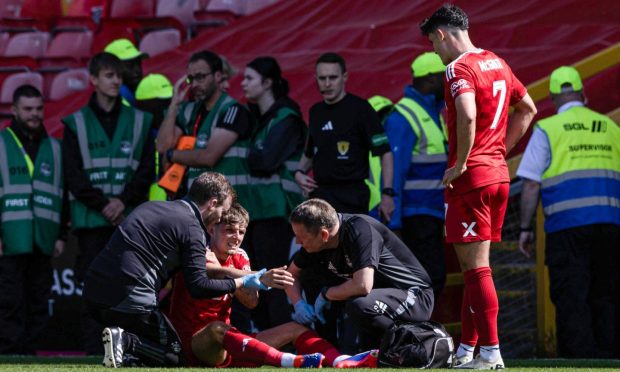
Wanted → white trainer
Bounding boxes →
[102,327,125,368]
[454,354,504,370]
[454,354,473,367]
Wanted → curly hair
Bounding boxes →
[420,4,469,36]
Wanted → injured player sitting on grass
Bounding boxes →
[167,203,378,368]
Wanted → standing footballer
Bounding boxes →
[420,5,537,369]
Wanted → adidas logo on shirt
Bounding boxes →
[321,121,334,131]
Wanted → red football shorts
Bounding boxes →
[444,182,509,243]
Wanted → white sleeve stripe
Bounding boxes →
[224,106,238,124]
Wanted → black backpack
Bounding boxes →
[378,320,455,368]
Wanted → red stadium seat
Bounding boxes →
[109,0,155,18]
[0,56,38,71]
[3,31,50,58]
[45,31,93,59]
[244,0,279,15]
[139,28,181,57]
[52,16,98,33]
[0,0,22,18]
[206,0,244,15]
[156,0,198,27]
[0,32,9,55]
[47,68,90,101]
[92,18,140,53]
[0,72,43,104]
[0,17,49,33]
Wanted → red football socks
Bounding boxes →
[463,267,499,346]
[294,330,341,366]
[460,282,479,347]
[223,329,284,366]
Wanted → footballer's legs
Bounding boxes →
[454,241,503,368]
[192,321,324,368]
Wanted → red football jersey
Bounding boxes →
[444,49,527,193]
[167,249,251,361]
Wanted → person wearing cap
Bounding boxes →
[366,95,393,214]
[382,52,448,298]
[61,52,155,354]
[517,66,620,358]
[104,38,148,106]
[135,73,173,202]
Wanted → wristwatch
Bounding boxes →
[381,187,397,197]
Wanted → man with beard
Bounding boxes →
[83,172,294,367]
[62,52,155,354]
[157,50,252,208]
[383,52,448,298]
[0,85,67,354]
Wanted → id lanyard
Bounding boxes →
[6,127,34,177]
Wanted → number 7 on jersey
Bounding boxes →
[490,80,506,129]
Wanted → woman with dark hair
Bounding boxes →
[241,56,306,330]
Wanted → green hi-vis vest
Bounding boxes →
[63,105,152,230]
[249,107,306,220]
[178,93,251,209]
[0,129,63,255]
[538,106,620,233]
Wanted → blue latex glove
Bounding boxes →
[241,268,268,290]
[292,299,317,325]
[314,288,331,324]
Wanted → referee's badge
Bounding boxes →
[337,141,350,159]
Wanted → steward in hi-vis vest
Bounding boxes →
[243,56,307,329]
[0,85,68,354]
[366,95,394,213]
[517,66,620,358]
[62,52,155,355]
[383,52,448,296]
[157,50,252,209]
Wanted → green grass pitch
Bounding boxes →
[1,356,620,371]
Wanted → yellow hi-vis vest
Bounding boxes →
[393,97,447,219]
[538,106,620,233]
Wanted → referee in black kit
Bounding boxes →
[285,198,434,350]
[294,52,396,221]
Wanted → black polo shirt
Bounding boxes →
[304,93,390,184]
[294,214,431,290]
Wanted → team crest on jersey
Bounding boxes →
[196,134,208,148]
[337,141,350,159]
[450,79,471,97]
[39,162,52,177]
[120,141,132,155]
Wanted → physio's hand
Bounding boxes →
[518,231,535,258]
[241,269,268,290]
[260,266,294,289]
[442,163,467,189]
[314,289,331,324]
[294,172,318,194]
[293,299,317,325]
